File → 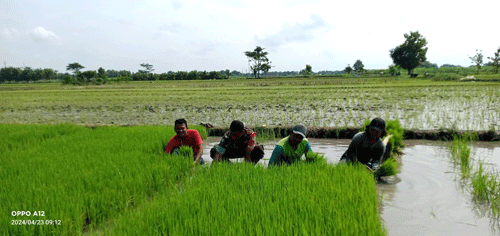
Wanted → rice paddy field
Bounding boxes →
[1,124,385,236]
[1,76,499,131]
[2,76,500,235]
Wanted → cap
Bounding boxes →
[367,117,386,132]
[230,120,245,132]
[292,124,307,138]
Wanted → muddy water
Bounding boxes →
[200,137,500,235]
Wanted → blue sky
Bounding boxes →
[1,0,498,73]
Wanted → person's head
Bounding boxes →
[289,124,307,146]
[366,117,386,139]
[229,120,245,139]
[174,118,188,138]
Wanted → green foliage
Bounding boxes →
[305,151,327,164]
[139,63,154,74]
[374,157,398,179]
[451,136,471,178]
[423,72,462,81]
[469,49,484,73]
[103,162,385,235]
[66,62,85,74]
[353,60,365,73]
[388,64,400,76]
[299,64,313,76]
[344,64,353,74]
[487,47,500,73]
[418,61,438,68]
[390,31,428,75]
[178,146,194,159]
[245,46,271,79]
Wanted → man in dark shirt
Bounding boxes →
[210,120,264,164]
[340,117,391,170]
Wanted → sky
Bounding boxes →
[1,0,499,74]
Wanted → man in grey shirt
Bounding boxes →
[340,118,391,170]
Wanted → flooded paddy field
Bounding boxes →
[202,137,500,235]
[1,78,499,131]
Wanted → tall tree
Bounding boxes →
[245,46,271,78]
[300,64,313,75]
[468,49,483,73]
[353,60,364,73]
[488,47,500,73]
[344,64,353,74]
[390,31,428,75]
[139,63,154,74]
[66,62,85,74]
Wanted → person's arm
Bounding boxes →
[369,142,386,169]
[193,145,203,164]
[244,132,257,162]
[268,145,284,166]
[304,141,312,155]
[192,130,204,164]
[340,133,362,163]
[164,136,177,154]
[213,133,229,162]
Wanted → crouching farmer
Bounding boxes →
[165,118,204,165]
[210,120,264,164]
[339,117,392,170]
[268,124,313,166]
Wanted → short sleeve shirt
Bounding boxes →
[165,129,203,154]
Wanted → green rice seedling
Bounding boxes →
[99,161,386,235]
[373,157,399,179]
[0,124,204,236]
[471,162,491,202]
[305,151,327,164]
[451,136,472,178]
[178,146,194,159]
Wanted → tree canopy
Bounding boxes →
[244,46,271,78]
[300,64,313,75]
[389,31,428,75]
[353,60,364,73]
[66,62,85,74]
[139,63,154,74]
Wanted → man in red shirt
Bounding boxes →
[165,119,204,164]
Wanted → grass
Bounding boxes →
[99,162,386,236]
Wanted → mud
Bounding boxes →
[201,137,500,235]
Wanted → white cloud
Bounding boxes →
[31,27,60,42]
[171,0,182,11]
[1,28,20,38]
[255,14,330,48]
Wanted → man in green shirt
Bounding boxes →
[268,124,313,166]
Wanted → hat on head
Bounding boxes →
[367,117,386,132]
[292,124,307,138]
[230,120,245,132]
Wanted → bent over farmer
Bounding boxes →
[165,118,204,165]
[339,117,392,170]
[210,120,264,164]
[268,124,313,166]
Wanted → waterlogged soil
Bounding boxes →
[201,137,500,235]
